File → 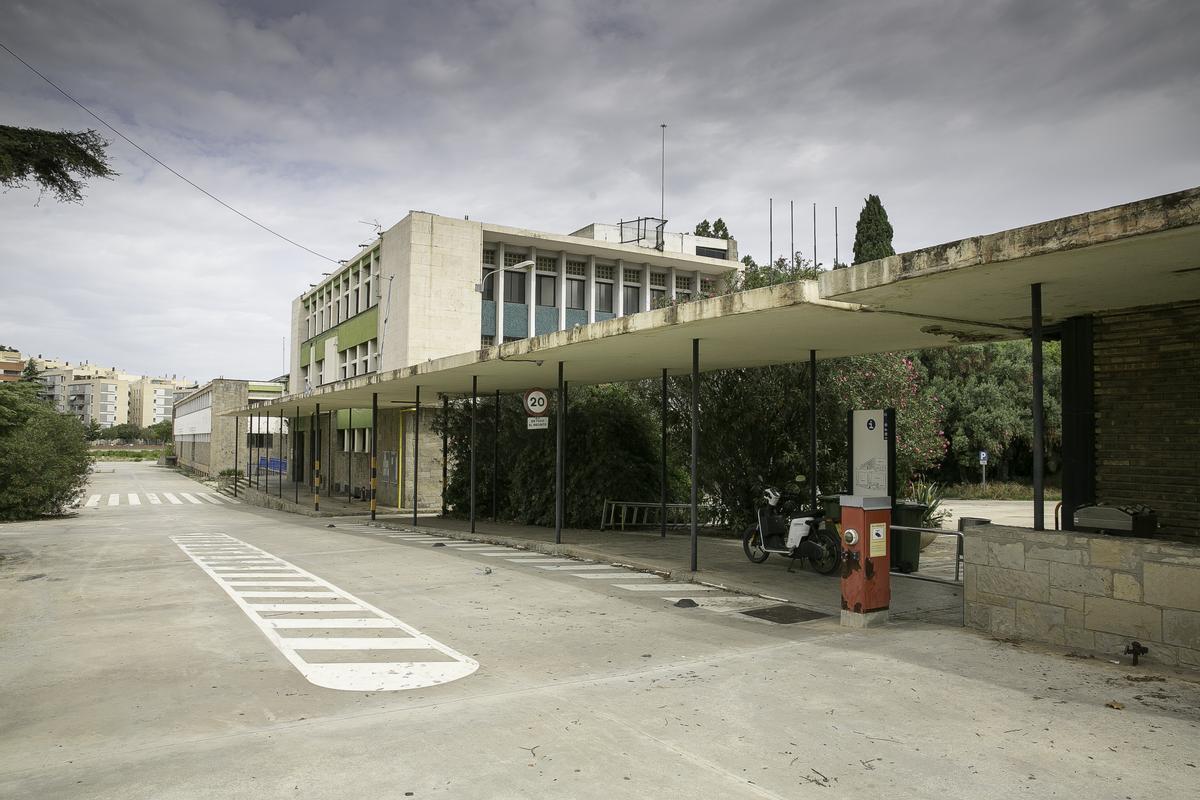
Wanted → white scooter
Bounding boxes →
[742,487,842,574]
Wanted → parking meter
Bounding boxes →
[839,495,891,627]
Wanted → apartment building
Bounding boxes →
[288,213,737,393]
[0,349,23,382]
[130,376,196,426]
[29,357,192,430]
[174,379,286,476]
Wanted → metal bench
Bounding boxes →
[599,499,693,531]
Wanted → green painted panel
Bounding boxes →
[335,408,374,429]
[298,306,379,365]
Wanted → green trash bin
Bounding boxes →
[819,494,842,522]
[891,502,928,573]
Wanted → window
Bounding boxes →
[649,272,666,288]
[623,268,641,284]
[566,260,586,277]
[696,246,728,259]
[567,279,585,310]
[651,288,666,307]
[482,249,495,266]
[481,266,495,301]
[622,285,640,313]
[536,255,557,272]
[700,277,718,295]
[481,335,495,347]
[537,274,556,307]
[504,251,525,268]
[596,282,613,313]
[594,264,614,281]
[504,273,526,304]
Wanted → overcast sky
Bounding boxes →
[2,0,1197,382]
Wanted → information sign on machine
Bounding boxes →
[524,388,549,430]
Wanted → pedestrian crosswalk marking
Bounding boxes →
[108,494,120,506]
[536,564,620,571]
[85,495,100,508]
[163,493,182,504]
[572,572,659,579]
[611,583,720,592]
[147,493,161,505]
[127,493,140,505]
[179,493,203,505]
[78,490,241,509]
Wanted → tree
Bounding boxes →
[711,218,731,240]
[0,382,92,520]
[0,125,115,203]
[19,359,42,382]
[694,219,713,237]
[85,420,103,441]
[852,194,895,265]
[146,420,173,443]
[106,422,143,443]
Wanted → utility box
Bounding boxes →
[840,495,892,628]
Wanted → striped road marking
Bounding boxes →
[127,493,141,505]
[107,494,120,506]
[85,495,101,508]
[612,583,721,592]
[179,493,203,505]
[572,572,660,580]
[172,533,478,691]
[147,493,161,505]
[536,564,621,571]
[163,493,182,504]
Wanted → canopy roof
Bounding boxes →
[230,186,1200,417]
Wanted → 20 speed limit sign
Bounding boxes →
[523,388,549,416]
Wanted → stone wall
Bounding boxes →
[1093,299,1200,542]
[965,524,1200,669]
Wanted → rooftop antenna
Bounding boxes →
[790,200,795,269]
[359,219,383,237]
[769,198,773,267]
[834,206,839,267]
[659,123,667,222]
[812,202,817,270]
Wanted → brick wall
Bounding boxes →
[965,524,1200,669]
[1093,299,1199,542]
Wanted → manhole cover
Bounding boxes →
[739,604,829,624]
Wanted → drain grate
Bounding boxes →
[739,604,829,624]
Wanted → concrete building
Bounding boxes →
[173,379,286,477]
[0,349,24,382]
[130,376,195,426]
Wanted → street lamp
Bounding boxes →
[475,259,534,296]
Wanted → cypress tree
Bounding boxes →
[852,194,896,265]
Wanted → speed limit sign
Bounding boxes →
[523,388,549,416]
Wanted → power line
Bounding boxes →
[0,39,340,264]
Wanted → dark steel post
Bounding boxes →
[555,361,565,545]
[252,412,258,490]
[278,410,284,498]
[690,338,699,571]
[294,409,299,504]
[441,395,449,517]
[370,393,378,521]
[233,413,239,498]
[1031,283,1045,531]
[809,349,818,512]
[660,368,667,538]
[492,389,499,521]
[314,403,321,513]
[265,411,271,495]
[346,412,352,505]
[413,385,421,526]
[327,412,333,497]
[470,376,477,533]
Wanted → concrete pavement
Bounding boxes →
[1,462,1197,799]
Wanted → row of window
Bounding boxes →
[303,252,379,339]
[339,339,378,381]
[483,268,689,313]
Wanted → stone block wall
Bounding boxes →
[965,524,1200,669]
[1093,299,1199,541]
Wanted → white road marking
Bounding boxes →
[172,534,478,691]
[199,493,226,504]
[85,495,101,508]
[107,494,120,506]
[179,493,203,505]
[572,572,660,580]
[478,551,528,557]
[612,583,720,592]
[234,591,341,598]
[127,493,141,505]
[536,564,620,571]
[147,493,161,504]
[505,557,578,564]
[163,493,183,505]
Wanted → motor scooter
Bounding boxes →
[742,487,842,574]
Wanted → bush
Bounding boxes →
[0,382,93,520]
[941,481,1062,501]
[89,449,163,461]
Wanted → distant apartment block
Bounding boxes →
[0,349,24,382]
[28,356,192,429]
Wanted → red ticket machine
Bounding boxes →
[840,495,891,627]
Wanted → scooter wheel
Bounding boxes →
[810,530,843,575]
[742,525,770,563]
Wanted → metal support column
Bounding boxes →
[233,414,239,498]
[370,393,378,521]
[690,338,700,571]
[441,396,449,517]
[346,412,352,506]
[413,385,421,526]
[492,389,499,521]
[314,403,321,513]
[252,412,259,489]
[555,361,565,545]
[660,368,668,538]
[294,409,299,504]
[265,411,271,495]
[809,349,818,512]
[278,409,284,498]
[470,376,477,533]
[1031,283,1045,531]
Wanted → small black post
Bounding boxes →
[441,395,449,517]
[492,388,500,522]
[252,412,259,490]
[690,338,700,572]
[809,349,818,512]
[555,361,565,545]
[265,410,271,495]
[294,409,300,504]
[371,393,378,521]
[1031,283,1045,531]
[660,368,668,538]
[233,414,239,498]
[470,376,477,533]
[413,385,421,527]
[327,412,333,497]
[314,403,321,513]
[346,410,352,506]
